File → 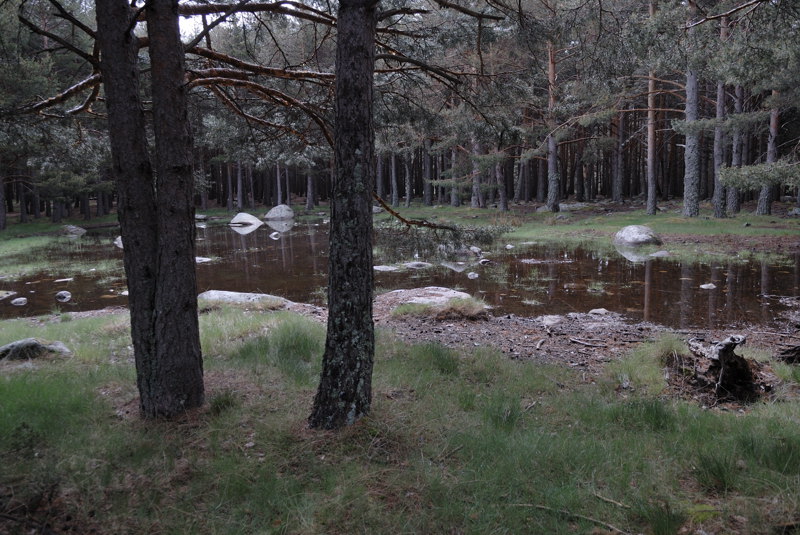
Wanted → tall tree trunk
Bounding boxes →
[404,154,412,207]
[471,139,483,208]
[236,161,244,210]
[683,2,700,217]
[646,79,657,213]
[422,140,433,206]
[545,40,560,212]
[497,162,508,211]
[712,75,726,217]
[449,148,460,207]
[728,85,744,214]
[306,172,315,210]
[756,91,779,215]
[96,0,159,416]
[0,178,6,231]
[613,108,625,203]
[275,162,283,206]
[376,152,384,199]
[309,0,376,430]
[226,162,234,211]
[145,0,204,417]
[390,152,399,207]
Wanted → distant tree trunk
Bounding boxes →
[309,0,376,430]
[376,153,384,199]
[422,140,433,206]
[390,152,399,207]
[513,156,524,203]
[285,165,291,204]
[306,173,315,210]
[613,108,625,203]
[712,65,727,218]
[728,85,744,214]
[236,162,244,210]
[545,40,560,213]
[537,157,546,203]
[226,162,234,211]
[450,148,460,207]
[0,179,6,230]
[497,162,508,211]
[144,0,204,417]
[471,140,482,208]
[683,2,700,217]
[646,53,657,213]
[756,91,779,215]
[404,154,412,207]
[275,162,283,206]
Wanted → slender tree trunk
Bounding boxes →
[613,108,625,203]
[306,173,315,210]
[226,162,234,211]
[545,40,560,212]
[376,152,384,199]
[497,162,508,211]
[683,2,700,217]
[146,0,204,417]
[712,72,726,218]
[728,85,744,214]
[471,139,482,208]
[0,178,6,231]
[404,154,412,207]
[757,92,779,215]
[236,162,244,210]
[275,162,283,206]
[450,148,460,207]
[390,152,399,207]
[423,139,433,206]
[309,0,376,430]
[647,78,657,213]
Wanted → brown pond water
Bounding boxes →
[1,221,798,329]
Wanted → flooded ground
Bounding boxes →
[1,220,798,329]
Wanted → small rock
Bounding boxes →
[469,246,482,256]
[195,214,208,221]
[11,297,27,306]
[788,208,800,217]
[478,258,492,265]
[113,236,124,249]
[269,231,281,240]
[539,315,563,328]
[0,290,18,301]
[505,244,515,250]
[54,278,74,283]
[372,205,384,214]
[55,290,72,303]
[649,250,671,258]
[742,222,751,227]
[373,265,400,272]
[613,225,662,246]
[589,308,610,315]
[195,257,213,264]
[230,212,263,227]
[467,272,479,279]
[699,283,716,290]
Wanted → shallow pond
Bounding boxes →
[1,220,798,330]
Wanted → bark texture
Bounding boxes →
[309,0,376,429]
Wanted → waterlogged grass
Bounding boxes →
[1,309,800,533]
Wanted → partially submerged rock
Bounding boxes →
[266,219,294,233]
[264,204,295,220]
[55,290,72,303]
[0,338,71,360]
[60,225,87,237]
[11,297,27,306]
[229,212,264,228]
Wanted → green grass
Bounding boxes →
[1,308,800,534]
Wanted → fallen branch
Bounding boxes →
[373,193,458,231]
[569,338,607,348]
[508,504,629,534]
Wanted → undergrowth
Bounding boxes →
[1,310,799,534]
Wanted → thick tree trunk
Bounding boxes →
[728,85,744,213]
[545,40,559,213]
[647,70,657,214]
[145,0,204,417]
[275,162,283,206]
[683,3,700,217]
[613,108,625,203]
[305,173,315,210]
[497,162,508,211]
[376,153,384,199]
[309,0,376,430]
[96,0,159,414]
[756,92,779,216]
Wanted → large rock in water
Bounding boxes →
[229,212,263,228]
[264,204,295,220]
[613,225,662,246]
[0,338,71,360]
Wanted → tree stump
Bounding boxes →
[707,335,758,401]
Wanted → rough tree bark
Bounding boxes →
[309,0,377,429]
[756,91,779,216]
[683,1,700,217]
[646,2,658,215]
[96,0,203,419]
[727,85,744,214]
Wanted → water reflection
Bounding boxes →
[0,223,798,330]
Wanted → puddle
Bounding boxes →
[0,222,798,330]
